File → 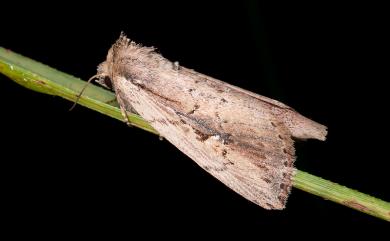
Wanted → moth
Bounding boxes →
[95,34,327,210]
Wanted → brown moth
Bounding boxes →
[96,34,327,210]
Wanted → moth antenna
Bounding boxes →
[69,74,102,111]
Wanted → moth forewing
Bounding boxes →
[97,34,327,210]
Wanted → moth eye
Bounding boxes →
[96,75,113,90]
[103,76,113,90]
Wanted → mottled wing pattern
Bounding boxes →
[113,74,295,209]
[97,35,326,209]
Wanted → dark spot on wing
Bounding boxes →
[253,163,269,171]
[187,104,200,115]
[282,147,294,156]
[194,129,211,142]
[262,178,271,183]
[167,119,180,126]
[157,119,168,125]
[278,195,286,204]
[203,165,227,172]
[213,167,227,172]
[224,160,234,166]
[265,203,274,209]
[182,126,190,133]
[220,133,233,144]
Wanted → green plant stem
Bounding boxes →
[1,47,389,221]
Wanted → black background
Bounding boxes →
[1,1,389,235]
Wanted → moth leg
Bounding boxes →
[106,97,137,114]
[119,105,132,127]
[115,93,132,127]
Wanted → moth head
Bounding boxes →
[71,45,116,111]
[96,48,114,90]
